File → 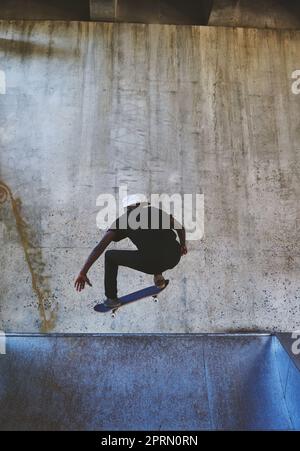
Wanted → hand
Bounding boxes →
[180,245,187,256]
[74,272,92,292]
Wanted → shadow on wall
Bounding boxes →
[0,0,90,21]
[0,0,214,25]
[112,0,214,25]
[209,0,300,29]
[0,37,80,59]
[0,0,299,28]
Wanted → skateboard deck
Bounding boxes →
[94,280,169,316]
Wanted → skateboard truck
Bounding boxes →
[111,295,159,317]
[111,309,118,318]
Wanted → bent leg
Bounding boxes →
[104,250,160,298]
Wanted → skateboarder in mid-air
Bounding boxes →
[75,195,187,308]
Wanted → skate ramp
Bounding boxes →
[0,334,300,430]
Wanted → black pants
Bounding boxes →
[104,244,181,298]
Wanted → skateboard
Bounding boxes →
[94,280,169,317]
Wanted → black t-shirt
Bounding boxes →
[109,206,180,253]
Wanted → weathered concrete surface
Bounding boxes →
[0,0,90,21]
[1,0,300,29]
[90,0,213,25]
[0,334,299,430]
[209,0,300,30]
[0,21,300,333]
[90,0,116,22]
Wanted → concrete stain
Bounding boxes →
[0,180,56,332]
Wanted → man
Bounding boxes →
[75,195,187,308]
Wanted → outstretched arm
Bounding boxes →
[74,230,117,292]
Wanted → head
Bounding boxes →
[127,203,140,212]
[122,194,148,211]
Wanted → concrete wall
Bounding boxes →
[0,21,299,333]
[209,0,300,29]
[0,1,299,29]
[90,0,213,25]
[0,0,90,21]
